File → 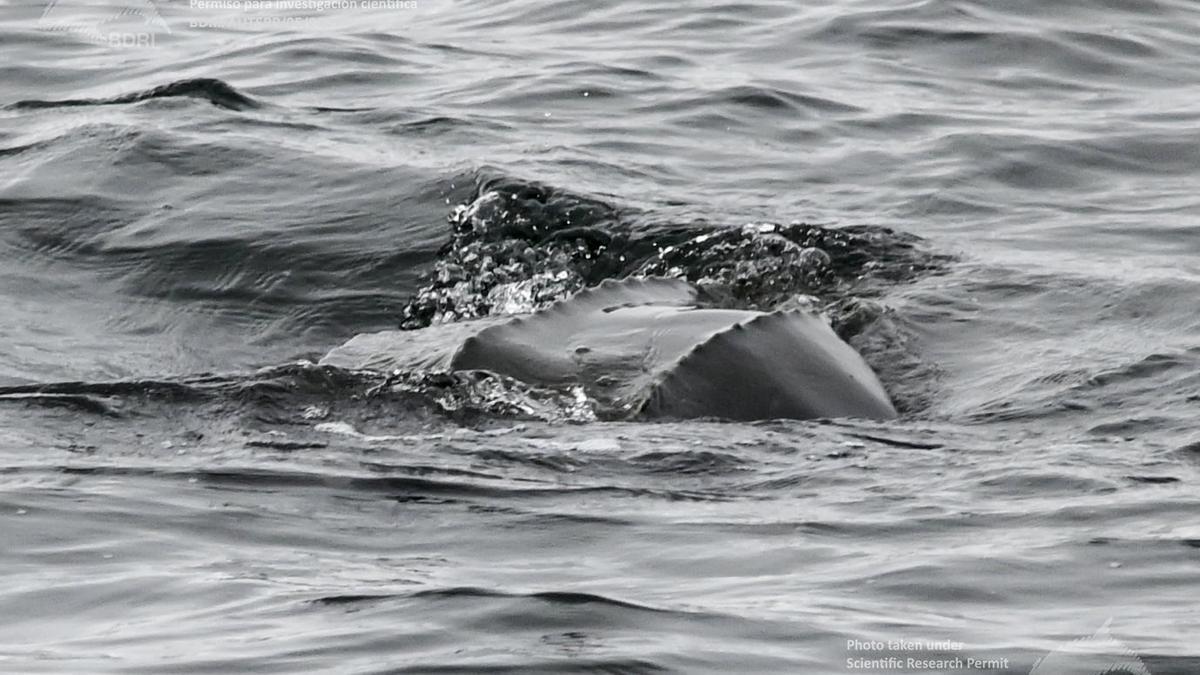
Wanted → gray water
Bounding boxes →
[2,0,1199,672]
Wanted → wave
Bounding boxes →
[316,586,669,613]
[0,159,948,422]
[9,78,259,111]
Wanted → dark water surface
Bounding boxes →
[2,0,1200,672]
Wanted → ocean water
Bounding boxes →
[2,0,1200,672]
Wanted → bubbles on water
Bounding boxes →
[372,369,598,424]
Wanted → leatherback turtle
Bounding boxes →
[321,277,896,421]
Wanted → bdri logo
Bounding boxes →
[1029,619,1150,675]
[39,0,170,48]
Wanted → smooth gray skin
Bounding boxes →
[321,277,898,421]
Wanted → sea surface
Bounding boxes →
[2,0,1199,673]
